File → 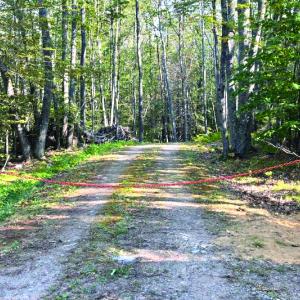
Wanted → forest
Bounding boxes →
[0,0,298,162]
[0,1,300,299]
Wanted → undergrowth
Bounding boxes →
[191,134,300,205]
[193,132,221,144]
[0,141,135,222]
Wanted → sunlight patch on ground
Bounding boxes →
[193,187,300,264]
[151,200,203,210]
[181,143,300,265]
[113,249,203,263]
[0,225,36,232]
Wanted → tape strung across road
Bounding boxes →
[1,159,300,189]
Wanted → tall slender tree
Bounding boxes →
[68,0,78,148]
[62,0,69,146]
[135,0,144,142]
[34,1,54,159]
[158,0,177,142]
[80,4,87,133]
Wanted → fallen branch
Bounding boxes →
[263,140,300,158]
[1,154,10,172]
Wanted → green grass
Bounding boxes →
[250,236,265,248]
[193,132,221,144]
[54,294,69,300]
[0,141,135,222]
[110,265,132,278]
[0,240,21,254]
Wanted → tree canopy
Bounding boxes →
[0,0,299,161]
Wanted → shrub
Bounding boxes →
[193,132,221,144]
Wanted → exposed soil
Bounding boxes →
[84,144,249,299]
[226,181,300,214]
[0,144,299,300]
[0,145,152,300]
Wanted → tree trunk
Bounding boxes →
[179,14,189,141]
[211,0,220,134]
[52,85,61,149]
[80,5,87,133]
[234,0,266,156]
[136,0,144,142]
[226,0,237,153]
[95,24,108,127]
[212,0,220,103]
[156,41,168,143]
[218,0,230,157]
[200,0,208,134]
[131,77,137,135]
[110,5,120,126]
[158,0,177,142]
[91,71,96,134]
[34,1,54,159]
[235,0,252,156]
[62,0,69,146]
[16,123,32,161]
[67,0,77,149]
[100,84,108,127]
[115,18,121,128]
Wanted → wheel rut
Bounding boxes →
[89,144,246,299]
[0,145,151,300]
[2,144,299,300]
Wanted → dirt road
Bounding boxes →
[0,145,151,299]
[0,144,299,300]
[90,144,244,299]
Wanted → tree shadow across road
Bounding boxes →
[47,144,300,300]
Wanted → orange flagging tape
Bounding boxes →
[1,159,300,189]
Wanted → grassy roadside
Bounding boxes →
[0,142,136,223]
[47,147,160,299]
[179,142,300,299]
[193,134,300,205]
[179,142,300,265]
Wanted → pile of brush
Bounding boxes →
[84,125,135,144]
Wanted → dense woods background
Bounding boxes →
[0,0,299,161]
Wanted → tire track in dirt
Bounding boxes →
[95,144,248,299]
[0,145,152,300]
